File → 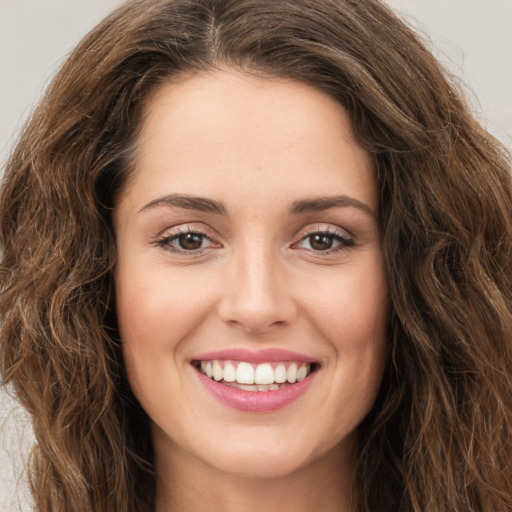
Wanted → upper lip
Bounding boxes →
[192,348,319,364]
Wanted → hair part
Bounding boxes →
[1,1,511,511]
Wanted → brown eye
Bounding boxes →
[178,232,204,250]
[155,229,218,253]
[295,230,354,253]
[309,233,335,251]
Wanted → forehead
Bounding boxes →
[123,69,376,213]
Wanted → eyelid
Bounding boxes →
[155,221,220,240]
[293,223,354,242]
[151,222,355,255]
[290,224,355,253]
[152,223,222,253]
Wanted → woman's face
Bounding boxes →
[114,70,388,479]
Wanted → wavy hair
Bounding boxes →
[1,0,511,510]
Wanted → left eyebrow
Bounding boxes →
[138,194,227,215]
[289,195,375,218]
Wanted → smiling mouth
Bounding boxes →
[192,360,318,391]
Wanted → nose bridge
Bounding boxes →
[218,237,296,332]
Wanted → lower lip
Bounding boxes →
[195,368,316,412]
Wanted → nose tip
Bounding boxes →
[217,257,297,334]
[222,306,287,334]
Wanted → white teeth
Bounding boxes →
[274,364,287,383]
[199,360,313,387]
[287,363,298,383]
[236,362,255,384]
[213,360,223,381]
[223,362,236,382]
[254,363,274,385]
[238,384,258,391]
[296,364,308,382]
[229,383,277,392]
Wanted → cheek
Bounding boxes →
[333,264,388,382]
[116,263,216,343]
[304,257,389,419]
[114,265,215,397]
[308,257,389,347]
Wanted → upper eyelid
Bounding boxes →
[156,222,218,239]
[293,231,353,247]
[152,222,355,247]
[153,229,220,254]
[293,223,354,241]
[159,229,217,244]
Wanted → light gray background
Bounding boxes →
[1,1,511,510]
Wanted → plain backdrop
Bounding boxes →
[1,1,511,510]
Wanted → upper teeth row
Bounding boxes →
[200,360,311,385]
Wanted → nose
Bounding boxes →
[217,245,298,334]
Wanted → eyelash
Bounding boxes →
[153,226,355,255]
[293,228,355,254]
[153,227,218,254]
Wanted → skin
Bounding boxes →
[114,69,389,512]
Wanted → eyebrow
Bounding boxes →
[289,195,375,217]
[139,194,227,215]
[139,193,374,218]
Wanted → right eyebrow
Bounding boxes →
[138,194,227,215]
[289,195,375,218]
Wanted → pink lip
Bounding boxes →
[193,348,318,364]
[195,369,317,412]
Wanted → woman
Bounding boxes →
[1,0,511,511]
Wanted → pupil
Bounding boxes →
[310,234,333,250]
[179,233,203,250]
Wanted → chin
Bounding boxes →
[193,427,346,481]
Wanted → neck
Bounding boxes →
[153,432,357,512]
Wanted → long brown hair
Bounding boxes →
[1,1,511,511]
